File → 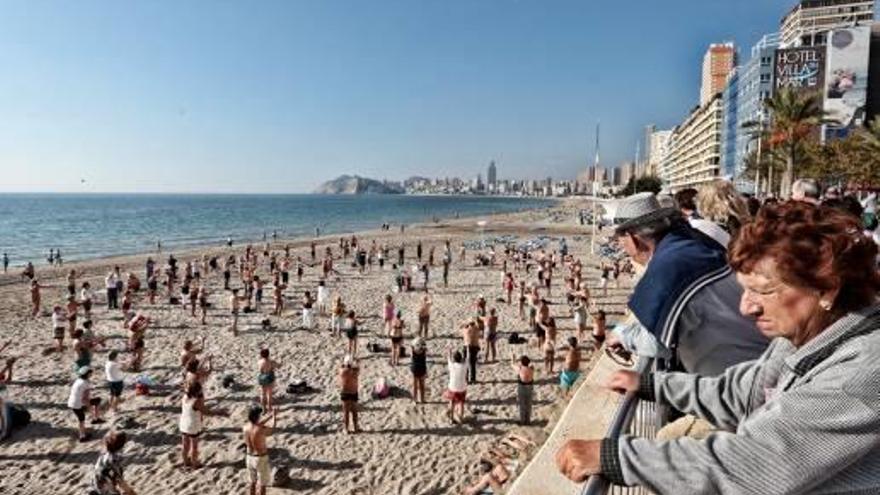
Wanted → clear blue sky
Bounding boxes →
[1,0,810,193]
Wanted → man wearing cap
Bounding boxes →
[68,365,103,442]
[608,192,767,377]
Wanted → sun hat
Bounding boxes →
[614,192,679,234]
[77,366,92,377]
[413,337,425,349]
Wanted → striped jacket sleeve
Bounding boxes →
[608,346,880,494]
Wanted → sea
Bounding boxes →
[0,194,555,266]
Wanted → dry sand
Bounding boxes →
[0,200,632,495]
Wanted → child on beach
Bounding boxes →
[410,338,428,403]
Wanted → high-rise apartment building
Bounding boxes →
[647,127,673,179]
[780,0,874,47]
[701,43,737,105]
[664,94,725,191]
[721,33,780,192]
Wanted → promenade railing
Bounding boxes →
[580,356,658,495]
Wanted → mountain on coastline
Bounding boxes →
[313,175,404,195]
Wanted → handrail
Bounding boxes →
[580,357,655,495]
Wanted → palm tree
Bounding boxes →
[763,88,833,198]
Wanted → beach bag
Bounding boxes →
[222,375,236,389]
[372,378,391,399]
[261,318,272,329]
[508,333,526,345]
[9,404,31,431]
[271,466,291,487]
[134,383,150,396]
[367,342,383,353]
[286,380,310,395]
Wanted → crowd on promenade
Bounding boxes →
[555,179,880,494]
[1,213,627,494]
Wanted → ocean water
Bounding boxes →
[0,194,555,266]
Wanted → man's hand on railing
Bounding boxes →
[607,370,640,395]
[555,439,601,483]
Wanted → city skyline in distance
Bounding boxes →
[1,1,797,193]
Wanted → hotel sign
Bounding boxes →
[774,47,826,93]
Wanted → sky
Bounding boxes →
[0,0,813,193]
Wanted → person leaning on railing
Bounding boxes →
[556,201,880,494]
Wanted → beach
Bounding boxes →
[0,199,632,495]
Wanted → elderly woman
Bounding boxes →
[557,201,880,493]
[690,179,751,249]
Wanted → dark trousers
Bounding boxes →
[465,345,479,383]
[107,287,118,309]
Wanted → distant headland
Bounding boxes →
[312,175,404,195]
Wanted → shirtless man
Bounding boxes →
[338,355,360,434]
[461,319,481,384]
[482,308,499,363]
[559,337,582,398]
[257,349,279,410]
[417,295,432,338]
[243,405,276,495]
[180,337,206,371]
[229,289,246,335]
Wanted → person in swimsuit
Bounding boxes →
[389,310,405,366]
[410,338,428,403]
[257,348,279,410]
[51,305,66,351]
[243,405,276,495]
[31,279,51,317]
[559,337,582,398]
[510,352,535,425]
[301,290,314,329]
[543,338,556,374]
[229,289,247,335]
[343,310,359,356]
[445,348,468,423]
[417,295,432,338]
[572,295,589,341]
[461,319,481,384]
[66,295,79,337]
[272,278,285,317]
[482,308,499,363]
[72,329,95,372]
[330,296,345,335]
[179,381,226,469]
[382,294,395,333]
[105,350,124,414]
[338,355,360,434]
[79,282,93,320]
